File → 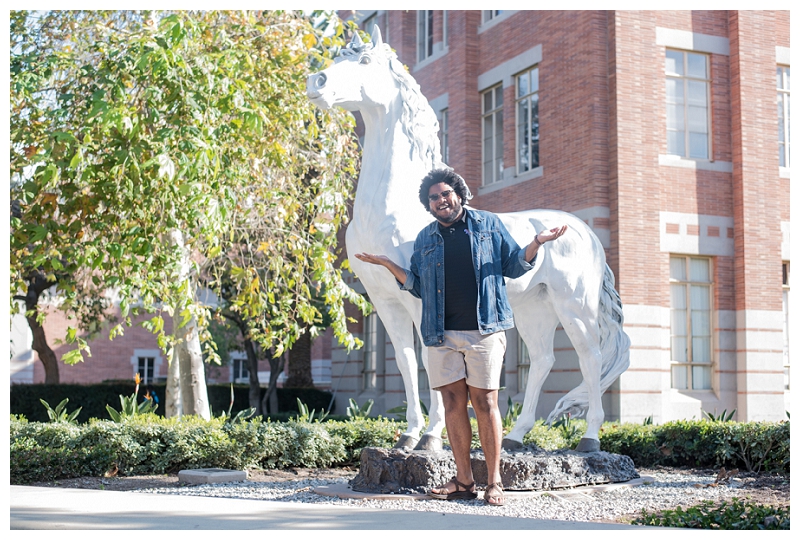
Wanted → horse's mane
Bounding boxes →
[339,40,442,169]
[385,50,442,169]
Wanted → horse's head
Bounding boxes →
[307,26,400,113]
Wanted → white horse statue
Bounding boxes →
[307,27,630,453]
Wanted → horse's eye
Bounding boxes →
[360,56,371,65]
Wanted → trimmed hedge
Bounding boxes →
[9,415,789,484]
[599,420,789,474]
[10,415,402,483]
[10,383,333,423]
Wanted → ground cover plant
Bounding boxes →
[632,497,790,530]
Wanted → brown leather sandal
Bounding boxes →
[484,482,505,506]
[429,477,478,500]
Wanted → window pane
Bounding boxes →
[688,106,708,132]
[495,86,503,108]
[670,257,687,280]
[495,111,504,178]
[688,132,708,159]
[687,80,707,106]
[692,308,710,337]
[518,100,530,172]
[672,364,688,389]
[687,53,707,78]
[690,258,710,281]
[692,365,711,390]
[484,116,494,162]
[667,131,685,156]
[780,145,786,167]
[530,67,539,93]
[484,91,493,113]
[667,104,684,130]
[778,98,785,142]
[672,310,687,339]
[517,72,528,98]
[777,67,784,90]
[691,284,710,311]
[786,67,790,90]
[666,50,683,76]
[671,282,687,309]
[530,95,539,168]
[666,79,684,103]
[693,336,711,363]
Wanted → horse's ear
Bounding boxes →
[371,25,383,49]
[351,31,364,48]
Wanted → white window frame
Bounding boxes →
[440,108,449,165]
[515,66,540,174]
[778,65,790,168]
[232,356,249,383]
[482,84,504,186]
[137,357,155,384]
[669,255,714,391]
[483,10,502,23]
[417,10,433,63]
[783,261,790,390]
[665,49,712,160]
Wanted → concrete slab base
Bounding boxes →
[313,475,652,500]
[178,468,247,485]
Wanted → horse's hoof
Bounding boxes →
[413,434,443,452]
[501,438,524,451]
[393,434,420,450]
[575,437,601,453]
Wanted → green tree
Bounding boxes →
[10,10,367,415]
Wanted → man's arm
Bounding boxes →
[523,225,568,263]
[353,253,408,283]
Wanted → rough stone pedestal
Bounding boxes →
[350,445,639,494]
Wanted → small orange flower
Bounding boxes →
[135,372,141,385]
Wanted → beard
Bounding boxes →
[432,200,463,225]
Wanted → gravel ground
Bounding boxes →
[120,467,788,524]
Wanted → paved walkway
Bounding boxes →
[11,485,649,530]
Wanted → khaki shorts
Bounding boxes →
[427,330,507,390]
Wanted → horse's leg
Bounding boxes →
[502,296,560,449]
[414,329,445,451]
[551,297,604,452]
[371,298,425,449]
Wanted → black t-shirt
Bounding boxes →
[438,217,479,330]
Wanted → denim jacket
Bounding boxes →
[399,208,536,346]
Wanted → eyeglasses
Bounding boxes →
[428,189,454,202]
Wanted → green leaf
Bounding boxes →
[62,349,85,365]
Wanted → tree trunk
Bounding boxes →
[242,331,262,414]
[165,346,183,418]
[24,274,59,384]
[285,328,315,388]
[169,229,210,420]
[261,350,285,414]
[174,315,210,419]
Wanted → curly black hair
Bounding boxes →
[417,168,473,211]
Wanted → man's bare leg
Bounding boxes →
[430,378,475,495]
[469,386,505,505]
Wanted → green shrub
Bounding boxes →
[10,436,115,484]
[325,417,404,462]
[598,419,789,474]
[632,498,790,530]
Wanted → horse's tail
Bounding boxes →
[545,264,631,424]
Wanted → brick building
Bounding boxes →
[326,9,791,424]
[10,10,791,425]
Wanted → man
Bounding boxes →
[355,168,567,506]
